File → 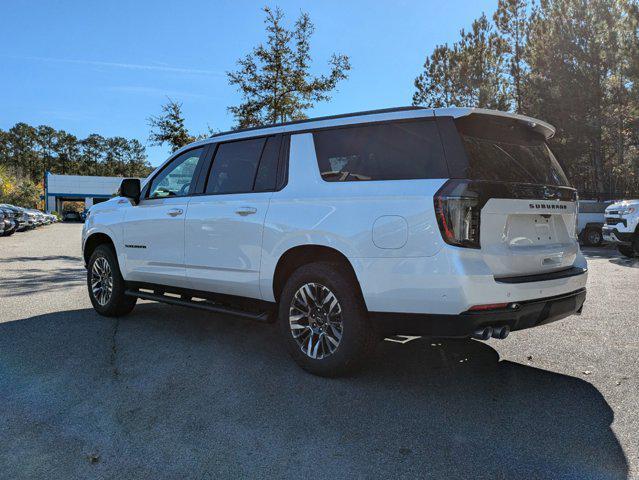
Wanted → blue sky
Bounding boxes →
[1,0,497,166]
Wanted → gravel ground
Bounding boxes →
[0,223,637,479]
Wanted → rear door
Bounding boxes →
[442,113,579,278]
[185,135,284,298]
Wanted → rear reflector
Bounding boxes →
[468,303,509,311]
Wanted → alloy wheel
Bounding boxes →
[91,257,113,306]
[289,283,343,360]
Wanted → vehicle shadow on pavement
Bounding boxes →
[0,266,85,297]
[0,255,85,297]
[0,303,629,480]
[583,247,639,268]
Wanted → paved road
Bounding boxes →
[1,223,637,479]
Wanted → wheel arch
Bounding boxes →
[83,232,116,266]
[584,222,603,230]
[272,244,366,308]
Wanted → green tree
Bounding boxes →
[2,178,40,208]
[227,6,351,128]
[148,99,195,153]
[6,123,38,180]
[35,125,57,180]
[0,123,152,185]
[80,134,105,175]
[525,0,627,193]
[413,14,508,109]
[124,139,152,177]
[413,44,462,108]
[54,131,79,175]
[493,0,529,112]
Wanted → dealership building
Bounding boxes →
[44,173,139,213]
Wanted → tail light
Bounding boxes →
[434,180,481,248]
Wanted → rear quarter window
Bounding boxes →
[313,120,448,182]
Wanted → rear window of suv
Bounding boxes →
[313,120,448,182]
[455,115,569,186]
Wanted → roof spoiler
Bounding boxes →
[434,107,556,139]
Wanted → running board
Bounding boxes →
[125,289,270,322]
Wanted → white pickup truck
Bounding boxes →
[602,200,639,257]
[577,200,613,246]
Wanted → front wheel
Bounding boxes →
[618,245,636,258]
[278,262,377,377]
[87,244,137,317]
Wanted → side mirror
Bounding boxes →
[119,178,141,204]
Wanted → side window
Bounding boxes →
[253,136,282,192]
[148,148,204,199]
[205,138,265,194]
[313,120,447,182]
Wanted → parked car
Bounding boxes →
[0,205,20,236]
[602,200,639,257]
[63,210,82,222]
[23,209,37,229]
[82,106,588,376]
[1,208,8,235]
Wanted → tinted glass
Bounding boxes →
[148,148,204,199]
[206,138,265,194]
[254,136,282,192]
[455,115,569,186]
[313,120,447,182]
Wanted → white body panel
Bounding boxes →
[185,192,273,298]
[121,197,191,288]
[480,199,578,277]
[82,106,587,319]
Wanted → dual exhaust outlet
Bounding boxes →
[472,325,510,341]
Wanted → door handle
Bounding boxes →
[235,206,257,216]
[167,208,184,217]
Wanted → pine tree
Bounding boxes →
[413,14,508,109]
[227,6,350,128]
[493,0,529,112]
[413,44,461,107]
[525,0,626,194]
[457,14,510,109]
[148,99,195,153]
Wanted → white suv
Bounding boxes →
[82,107,588,376]
[602,200,639,257]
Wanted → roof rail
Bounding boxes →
[210,106,427,138]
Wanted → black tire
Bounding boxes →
[87,244,137,317]
[278,262,377,377]
[583,227,602,247]
[618,245,636,258]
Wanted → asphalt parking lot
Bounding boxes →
[1,223,637,479]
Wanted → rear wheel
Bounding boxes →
[278,262,377,377]
[87,244,136,316]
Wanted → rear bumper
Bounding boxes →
[370,288,587,337]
